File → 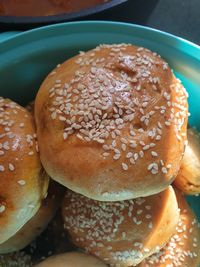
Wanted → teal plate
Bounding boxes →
[0,20,199,257]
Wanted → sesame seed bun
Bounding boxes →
[138,188,200,266]
[0,180,64,254]
[34,252,107,267]
[35,44,188,201]
[174,127,200,195]
[0,97,49,244]
[0,251,32,267]
[62,186,179,266]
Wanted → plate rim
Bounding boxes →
[0,20,200,61]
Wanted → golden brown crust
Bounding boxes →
[0,180,64,253]
[62,186,179,266]
[35,44,188,201]
[0,97,49,244]
[138,189,200,267]
[34,252,107,267]
[174,128,200,195]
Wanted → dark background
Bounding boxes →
[91,0,200,45]
[0,0,200,45]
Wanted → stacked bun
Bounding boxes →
[139,189,200,266]
[1,43,199,266]
[0,180,64,254]
[33,43,199,267]
[0,97,64,254]
[62,186,179,266]
[174,127,200,195]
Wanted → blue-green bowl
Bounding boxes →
[0,20,199,257]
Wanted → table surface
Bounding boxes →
[0,0,200,45]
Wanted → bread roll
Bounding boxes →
[35,44,188,201]
[0,97,49,244]
[34,252,107,267]
[0,180,64,253]
[62,186,179,266]
[139,189,200,266]
[0,251,32,267]
[174,127,200,195]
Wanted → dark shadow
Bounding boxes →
[86,0,159,25]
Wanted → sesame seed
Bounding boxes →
[151,151,158,157]
[143,145,150,151]
[122,163,129,171]
[0,150,4,156]
[156,135,161,141]
[148,222,153,229]
[0,165,5,172]
[0,205,5,213]
[130,130,136,136]
[139,151,144,158]
[149,143,156,147]
[126,152,133,158]
[148,163,158,174]
[4,127,10,132]
[114,149,120,154]
[63,133,68,140]
[130,158,135,165]
[161,167,168,174]
[139,141,145,146]
[134,153,139,161]
[3,141,9,150]
[121,143,127,151]
[97,138,105,144]
[103,144,110,151]
[113,153,120,160]
[120,138,128,144]
[145,214,152,219]
[160,160,164,166]
[51,111,57,119]
[136,85,141,91]
[8,163,15,171]
[148,163,158,170]
[17,180,26,186]
[103,152,110,157]
[151,169,158,174]
[137,209,143,215]
[130,140,137,148]
[167,164,172,169]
